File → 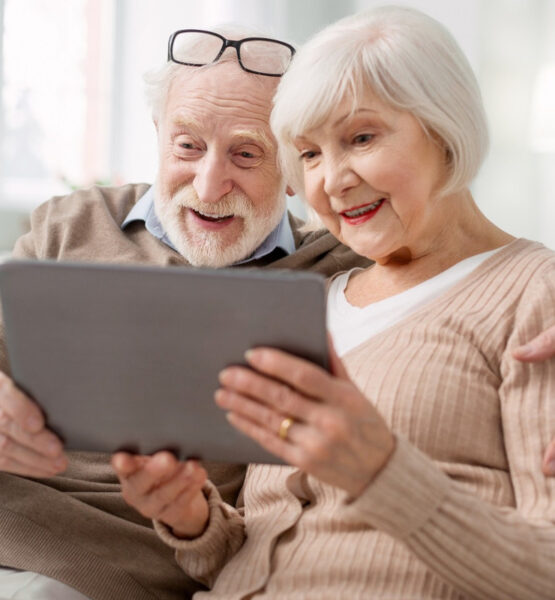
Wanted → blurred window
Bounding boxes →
[0,0,114,211]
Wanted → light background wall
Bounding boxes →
[1,0,554,251]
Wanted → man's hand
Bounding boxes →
[513,325,555,362]
[0,371,67,477]
[513,327,555,477]
[543,440,555,477]
[112,451,209,538]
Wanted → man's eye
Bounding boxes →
[233,147,263,167]
[174,139,202,158]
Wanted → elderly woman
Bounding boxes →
[114,6,555,599]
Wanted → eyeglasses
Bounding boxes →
[167,29,295,77]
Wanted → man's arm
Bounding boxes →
[543,440,555,477]
[513,324,555,362]
[513,325,555,477]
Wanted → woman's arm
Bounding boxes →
[217,272,555,599]
[112,452,245,588]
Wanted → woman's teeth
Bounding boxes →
[344,199,384,218]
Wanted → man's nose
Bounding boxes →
[323,156,360,199]
[193,151,233,203]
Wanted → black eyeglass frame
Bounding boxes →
[167,29,296,77]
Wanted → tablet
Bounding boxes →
[0,260,328,465]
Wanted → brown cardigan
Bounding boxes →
[0,184,369,600]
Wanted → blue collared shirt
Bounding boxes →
[121,187,296,264]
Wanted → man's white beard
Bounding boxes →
[154,183,286,268]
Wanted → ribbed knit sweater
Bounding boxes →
[156,238,555,599]
[0,184,369,600]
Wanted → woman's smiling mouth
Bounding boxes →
[340,199,385,225]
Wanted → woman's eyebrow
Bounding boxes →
[332,107,379,127]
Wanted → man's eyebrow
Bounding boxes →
[169,118,272,149]
[172,117,203,132]
[232,129,274,149]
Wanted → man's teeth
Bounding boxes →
[193,209,233,221]
[344,199,384,218]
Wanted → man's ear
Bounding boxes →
[286,186,295,197]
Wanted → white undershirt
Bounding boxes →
[328,247,504,357]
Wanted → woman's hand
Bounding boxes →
[111,451,209,538]
[215,340,395,498]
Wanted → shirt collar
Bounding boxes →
[121,186,295,264]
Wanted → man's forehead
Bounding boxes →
[168,63,275,112]
[165,65,277,146]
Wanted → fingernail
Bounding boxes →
[47,440,62,456]
[244,349,260,364]
[516,343,534,357]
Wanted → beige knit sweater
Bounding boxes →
[157,238,555,599]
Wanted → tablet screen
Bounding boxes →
[0,260,328,464]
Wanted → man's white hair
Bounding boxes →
[145,24,281,121]
[271,5,490,228]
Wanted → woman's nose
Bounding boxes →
[322,156,360,198]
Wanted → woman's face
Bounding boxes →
[294,90,449,264]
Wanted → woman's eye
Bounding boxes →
[353,133,373,144]
[299,150,318,161]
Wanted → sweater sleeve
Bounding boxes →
[344,266,555,600]
[153,480,246,589]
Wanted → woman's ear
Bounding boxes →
[286,186,295,197]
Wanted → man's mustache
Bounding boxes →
[171,185,252,218]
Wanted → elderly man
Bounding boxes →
[0,25,553,600]
[0,27,369,600]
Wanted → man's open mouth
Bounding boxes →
[191,208,234,223]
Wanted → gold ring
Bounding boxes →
[278,417,294,440]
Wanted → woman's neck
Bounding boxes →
[345,191,515,307]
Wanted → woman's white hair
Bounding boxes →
[271,5,489,228]
[144,24,275,121]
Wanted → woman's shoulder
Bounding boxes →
[495,239,555,326]
[481,238,555,285]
